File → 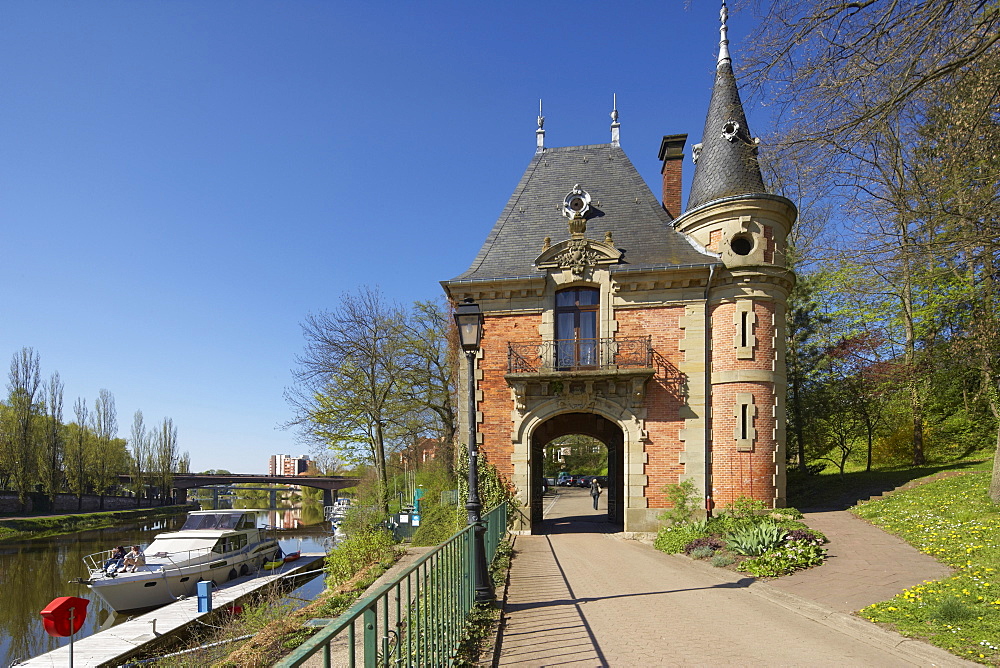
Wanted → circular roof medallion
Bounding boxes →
[563,184,591,218]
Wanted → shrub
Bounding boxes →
[654,524,709,554]
[784,528,826,546]
[683,536,725,555]
[410,502,462,547]
[768,507,803,521]
[738,543,826,577]
[726,522,787,556]
[659,479,699,526]
[690,546,715,559]
[723,496,768,521]
[326,529,397,588]
[710,553,735,568]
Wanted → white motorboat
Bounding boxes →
[81,509,281,612]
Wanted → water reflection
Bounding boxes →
[0,513,332,667]
[199,499,327,530]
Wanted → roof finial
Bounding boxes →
[610,93,620,146]
[718,0,731,65]
[536,99,545,153]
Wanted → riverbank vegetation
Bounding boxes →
[141,457,515,666]
[854,470,1000,665]
[0,347,190,513]
[0,504,194,542]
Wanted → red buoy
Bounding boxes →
[40,596,89,637]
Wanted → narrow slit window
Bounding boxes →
[734,393,756,452]
[734,301,757,359]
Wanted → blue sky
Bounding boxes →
[1,1,762,472]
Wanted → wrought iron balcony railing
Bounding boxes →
[507,337,653,374]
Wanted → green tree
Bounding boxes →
[90,389,121,508]
[128,409,151,506]
[38,371,65,503]
[152,417,179,505]
[64,398,92,509]
[5,348,41,509]
[785,271,832,473]
[746,0,1000,471]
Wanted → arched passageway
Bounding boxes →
[530,412,624,532]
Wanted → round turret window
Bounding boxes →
[731,235,753,256]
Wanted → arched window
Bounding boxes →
[555,287,599,369]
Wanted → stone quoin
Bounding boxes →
[442,3,796,533]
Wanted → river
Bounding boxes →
[0,506,335,667]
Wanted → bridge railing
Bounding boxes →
[276,502,510,667]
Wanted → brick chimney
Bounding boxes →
[658,134,687,219]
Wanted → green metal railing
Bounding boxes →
[277,503,509,667]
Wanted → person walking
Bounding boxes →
[589,477,602,510]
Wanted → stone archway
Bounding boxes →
[529,412,625,531]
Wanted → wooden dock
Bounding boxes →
[18,553,325,667]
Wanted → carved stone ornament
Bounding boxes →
[558,389,596,411]
[511,382,527,415]
[561,239,599,275]
[534,237,621,276]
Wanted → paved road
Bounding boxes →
[495,488,970,667]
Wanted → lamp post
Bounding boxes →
[454,297,495,603]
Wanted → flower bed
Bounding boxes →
[653,497,829,578]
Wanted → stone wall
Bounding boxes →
[0,492,141,515]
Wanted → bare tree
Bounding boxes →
[744,0,1000,144]
[287,286,411,515]
[402,299,459,474]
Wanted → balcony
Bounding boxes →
[507,337,653,374]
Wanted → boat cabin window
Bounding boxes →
[212,534,249,554]
[181,512,244,531]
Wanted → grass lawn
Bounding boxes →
[786,458,989,510]
[851,469,1000,665]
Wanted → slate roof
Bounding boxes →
[686,59,767,212]
[448,144,717,284]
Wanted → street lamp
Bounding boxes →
[454,297,495,603]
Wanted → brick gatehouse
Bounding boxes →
[442,8,796,533]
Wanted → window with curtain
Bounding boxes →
[555,287,599,369]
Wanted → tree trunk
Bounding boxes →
[374,420,389,516]
[910,383,926,466]
[791,370,807,473]
[990,425,1000,503]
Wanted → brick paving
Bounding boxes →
[495,488,971,667]
[766,510,953,613]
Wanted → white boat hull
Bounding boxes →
[88,542,279,611]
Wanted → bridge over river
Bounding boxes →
[117,473,361,506]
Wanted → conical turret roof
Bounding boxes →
[686,8,767,211]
